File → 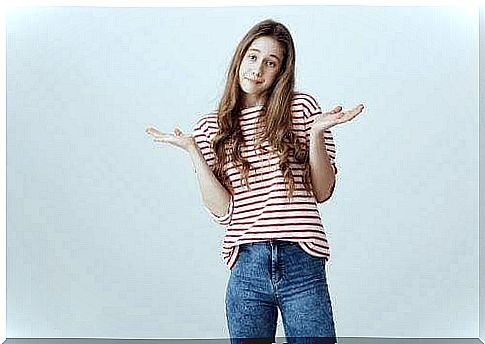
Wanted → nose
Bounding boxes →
[251,61,263,77]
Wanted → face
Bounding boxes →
[238,36,285,106]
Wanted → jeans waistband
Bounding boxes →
[243,240,298,248]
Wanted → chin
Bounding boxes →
[242,85,265,95]
[243,88,259,95]
[240,80,264,93]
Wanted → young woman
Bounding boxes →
[146,19,364,344]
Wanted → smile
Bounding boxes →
[245,76,263,83]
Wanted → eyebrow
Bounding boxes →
[248,48,281,62]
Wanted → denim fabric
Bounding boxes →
[225,240,337,344]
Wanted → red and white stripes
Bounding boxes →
[192,92,337,270]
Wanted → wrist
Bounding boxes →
[310,120,334,137]
[187,140,198,154]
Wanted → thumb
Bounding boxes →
[331,106,343,113]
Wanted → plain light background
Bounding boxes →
[7,5,479,339]
[479,4,484,343]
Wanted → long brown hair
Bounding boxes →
[212,19,312,198]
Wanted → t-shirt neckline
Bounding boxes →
[240,104,265,114]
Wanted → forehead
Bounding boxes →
[247,36,284,59]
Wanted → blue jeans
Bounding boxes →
[225,240,337,344]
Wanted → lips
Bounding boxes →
[243,73,263,82]
[245,76,263,83]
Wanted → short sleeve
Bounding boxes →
[302,95,338,175]
[204,196,234,225]
[191,114,233,225]
[191,116,216,169]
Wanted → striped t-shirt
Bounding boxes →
[192,92,337,270]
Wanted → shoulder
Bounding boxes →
[192,111,219,134]
[291,91,322,118]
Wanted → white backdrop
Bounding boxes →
[7,5,478,338]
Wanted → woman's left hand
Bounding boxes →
[311,104,365,134]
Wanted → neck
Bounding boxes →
[242,93,267,108]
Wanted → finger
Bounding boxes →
[329,105,342,114]
[338,107,362,123]
[350,104,365,117]
[355,104,365,113]
[333,105,343,113]
[154,136,186,150]
[145,127,163,137]
[153,134,170,142]
[153,133,175,142]
[322,105,342,116]
[145,126,160,133]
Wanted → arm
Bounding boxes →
[307,102,365,203]
[187,142,232,217]
[145,126,232,219]
[309,128,336,203]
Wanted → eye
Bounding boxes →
[247,54,257,61]
[266,61,276,67]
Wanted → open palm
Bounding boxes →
[312,104,365,132]
[145,126,195,152]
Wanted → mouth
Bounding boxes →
[244,76,263,83]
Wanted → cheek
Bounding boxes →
[237,69,245,85]
[238,63,246,80]
[238,63,248,77]
[267,70,280,86]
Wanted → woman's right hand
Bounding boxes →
[145,126,196,152]
[146,125,232,218]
